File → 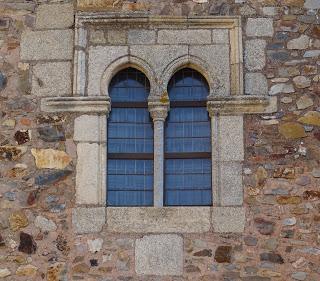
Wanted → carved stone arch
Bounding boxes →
[160,55,217,99]
[100,55,157,99]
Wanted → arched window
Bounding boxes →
[165,68,212,206]
[107,68,153,206]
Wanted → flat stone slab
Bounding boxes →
[21,30,73,61]
[72,207,105,234]
[212,207,246,233]
[135,234,183,276]
[106,207,211,233]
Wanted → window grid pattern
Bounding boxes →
[165,68,212,206]
[107,68,154,206]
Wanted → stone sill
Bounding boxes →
[72,206,246,234]
[207,95,277,115]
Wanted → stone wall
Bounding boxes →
[0,0,320,281]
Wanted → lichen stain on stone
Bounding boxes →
[160,92,169,103]
[31,148,72,169]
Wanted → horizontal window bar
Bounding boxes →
[112,102,148,108]
[171,101,207,107]
[164,152,211,159]
[108,153,154,160]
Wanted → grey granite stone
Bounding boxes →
[212,207,245,233]
[245,73,268,95]
[158,29,211,44]
[72,207,105,234]
[246,18,274,37]
[74,115,106,143]
[128,29,156,44]
[212,29,229,44]
[21,30,73,61]
[245,39,266,71]
[32,62,71,97]
[135,234,183,276]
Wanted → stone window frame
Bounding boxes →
[41,14,277,234]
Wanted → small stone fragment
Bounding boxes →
[9,211,29,231]
[38,125,65,142]
[193,249,212,257]
[293,76,311,89]
[254,218,275,235]
[291,272,307,281]
[72,263,90,274]
[14,130,30,145]
[281,97,293,104]
[214,246,232,263]
[34,215,57,232]
[87,238,103,253]
[260,252,284,264]
[295,175,311,186]
[298,111,320,126]
[283,217,297,226]
[0,268,11,278]
[296,96,313,110]
[269,83,295,95]
[244,236,258,246]
[35,170,72,186]
[279,122,306,139]
[276,196,302,204]
[18,232,37,254]
[16,264,38,277]
[31,148,72,169]
[0,146,27,161]
[311,168,320,178]
[0,72,7,91]
[287,35,309,50]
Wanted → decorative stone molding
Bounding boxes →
[148,101,169,121]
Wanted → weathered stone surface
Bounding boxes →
[34,215,57,232]
[9,211,29,231]
[128,29,156,44]
[214,246,232,263]
[287,35,310,50]
[303,190,320,200]
[21,30,73,60]
[18,232,37,254]
[245,39,266,71]
[47,263,65,281]
[72,207,105,234]
[0,268,11,278]
[14,130,30,145]
[212,207,245,233]
[254,218,275,235]
[158,29,211,44]
[260,253,284,264]
[293,76,311,89]
[32,62,72,97]
[269,83,295,95]
[88,238,103,253]
[304,0,320,9]
[298,111,320,126]
[212,29,229,44]
[135,234,183,276]
[35,169,72,186]
[16,264,38,276]
[245,73,268,95]
[0,146,27,161]
[38,125,65,142]
[36,4,74,29]
[107,207,210,233]
[279,122,306,139]
[303,50,320,58]
[296,95,313,110]
[276,196,302,204]
[74,115,106,142]
[246,18,274,37]
[31,149,72,169]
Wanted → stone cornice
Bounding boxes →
[207,96,277,116]
[41,96,111,113]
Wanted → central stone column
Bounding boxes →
[149,102,169,207]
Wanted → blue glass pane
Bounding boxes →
[168,68,209,102]
[165,190,212,206]
[107,160,153,206]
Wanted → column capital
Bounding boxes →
[148,101,170,122]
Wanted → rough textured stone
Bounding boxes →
[245,39,266,71]
[38,125,65,142]
[9,211,29,231]
[212,207,245,233]
[87,238,103,253]
[36,4,74,29]
[107,207,210,233]
[246,18,274,37]
[31,149,72,169]
[287,35,310,50]
[74,115,106,142]
[293,76,311,88]
[0,146,27,161]
[16,265,38,277]
[303,50,320,58]
[34,215,57,232]
[245,73,268,95]
[0,268,11,278]
[18,232,37,254]
[269,83,295,95]
[21,30,73,60]
[260,253,284,264]
[158,29,211,44]
[254,218,275,235]
[128,29,156,44]
[296,95,313,110]
[32,62,72,97]
[298,111,320,126]
[304,0,320,9]
[214,246,232,263]
[72,207,105,234]
[279,122,306,139]
[135,234,183,276]
[212,29,229,44]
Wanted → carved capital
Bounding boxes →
[148,102,170,122]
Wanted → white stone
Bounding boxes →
[135,234,183,276]
[21,30,73,61]
[283,217,297,226]
[281,97,293,104]
[36,4,74,29]
[212,207,246,233]
[106,207,210,233]
[220,161,243,206]
[88,46,128,96]
[269,83,295,95]
[219,115,244,161]
[246,18,274,37]
[0,268,11,278]
[72,207,105,234]
[34,215,57,232]
[245,39,266,71]
[32,62,72,97]
[76,143,103,204]
[288,35,310,50]
[158,29,211,44]
[245,73,268,95]
[74,115,106,143]
[212,29,229,44]
[304,0,320,9]
[87,238,103,253]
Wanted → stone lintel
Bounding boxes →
[207,95,277,115]
[41,96,111,113]
[106,207,211,233]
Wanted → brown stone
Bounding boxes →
[0,146,27,161]
[282,0,304,6]
[298,111,320,126]
[16,265,38,277]
[18,232,37,254]
[273,167,295,179]
[193,249,212,257]
[0,234,5,247]
[276,196,302,205]
[303,190,320,200]
[279,122,306,139]
[47,263,64,281]
[255,166,268,187]
[254,218,275,235]
[72,263,90,274]
[31,148,72,169]
[9,211,29,231]
[312,26,320,38]
[214,246,232,263]
[14,130,30,145]
[260,252,284,264]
